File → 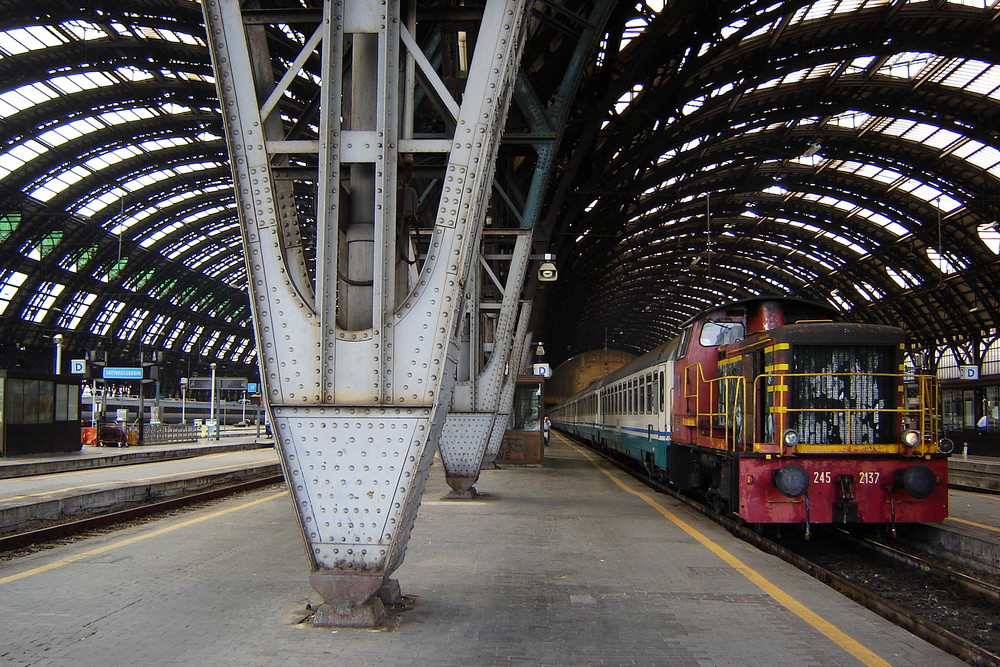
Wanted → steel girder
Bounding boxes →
[202,0,529,627]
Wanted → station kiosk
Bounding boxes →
[498,375,545,464]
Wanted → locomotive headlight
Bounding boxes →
[782,429,799,448]
[902,429,921,447]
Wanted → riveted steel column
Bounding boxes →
[439,232,532,496]
[202,0,529,627]
[483,302,533,467]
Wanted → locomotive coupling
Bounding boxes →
[772,464,809,498]
[892,465,937,499]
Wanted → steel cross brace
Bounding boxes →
[202,0,529,627]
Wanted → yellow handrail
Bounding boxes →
[682,364,940,453]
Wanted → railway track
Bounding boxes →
[0,474,286,553]
[752,527,1000,666]
[576,438,1000,666]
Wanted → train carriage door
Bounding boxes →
[757,349,772,444]
[660,365,669,437]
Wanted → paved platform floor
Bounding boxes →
[0,435,964,666]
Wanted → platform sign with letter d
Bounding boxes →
[960,365,980,380]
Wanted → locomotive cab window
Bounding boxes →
[700,321,744,347]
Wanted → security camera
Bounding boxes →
[538,261,558,282]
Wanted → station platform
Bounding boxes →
[0,438,279,535]
[0,432,274,479]
[0,434,965,666]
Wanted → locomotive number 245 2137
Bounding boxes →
[811,471,881,484]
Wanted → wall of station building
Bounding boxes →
[936,345,1000,457]
[546,349,636,408]
[942,380,1000,457]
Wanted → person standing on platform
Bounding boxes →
[543,416,551,445]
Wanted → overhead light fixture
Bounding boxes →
[802,141,822,157]
[537,254,558,282]
[535,342,546,356]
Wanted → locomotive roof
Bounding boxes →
[557,296,851,406]
[678,295,838,329]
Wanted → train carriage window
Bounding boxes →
[677,326,693,358]
[700,321,745,347]
[646,374,653,414]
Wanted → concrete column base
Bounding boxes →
[444,474,480,499]
[309,571,387,628]
[443,485,480,500]
[311,599,387,628]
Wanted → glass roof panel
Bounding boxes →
[0,26,68,56]
[0,271,28,316]
[977,223,1000,254]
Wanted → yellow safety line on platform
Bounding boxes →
[947,516,1000,533]
[0,490,287,587]
[0,458,278,502]
[564,439,891,667]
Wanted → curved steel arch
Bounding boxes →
[0,0,998,385]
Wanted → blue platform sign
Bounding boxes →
[103,366,143,380]
[247,382,258,393]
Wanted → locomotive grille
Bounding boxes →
[789,345,895,445]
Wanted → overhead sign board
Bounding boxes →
[103,366,143,380]
[70,359,87,375]
[959,365,980,380]
[187,376,248,391]
[219,377,247,391]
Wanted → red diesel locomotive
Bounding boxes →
[551,297,952,533]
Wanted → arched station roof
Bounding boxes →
[0,0,998,379]
[538,0,1000,367]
